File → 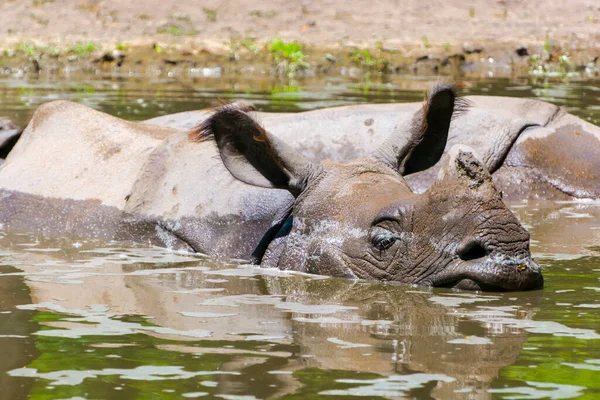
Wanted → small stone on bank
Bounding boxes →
[515,46,529,57]
[462,42,484,54]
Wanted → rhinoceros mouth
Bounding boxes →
[431,257,544,292]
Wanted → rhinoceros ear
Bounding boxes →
[373,84,468,175]
[190,103,315,195]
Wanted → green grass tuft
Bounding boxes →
[203,8,217,22]
[269,36,310,76]
[349,48,388,72]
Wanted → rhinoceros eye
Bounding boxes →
[372,233,398,251]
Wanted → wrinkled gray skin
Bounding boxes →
[0,85,549,291]
[148,96,600,201]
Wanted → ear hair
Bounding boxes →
[417,83,470,124]
[410,84,470,136]
[189,102,258,143]
[452,96,472,120]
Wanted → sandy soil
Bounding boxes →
[0,0,599,74]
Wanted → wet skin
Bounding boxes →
[193,86,542,290]
[0,85,543,290]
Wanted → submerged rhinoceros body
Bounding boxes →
[0,85,551,290]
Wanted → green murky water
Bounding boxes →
[2,74,600,127]
[1,74,600,399]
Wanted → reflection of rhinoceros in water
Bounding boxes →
[2,84,597,290]
[0,236,543,399]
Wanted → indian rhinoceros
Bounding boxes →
[0,85,544,291]
[146,92,600,201]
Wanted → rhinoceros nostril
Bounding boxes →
[457,239,488,261]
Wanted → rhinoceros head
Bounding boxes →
[193,85,543,291]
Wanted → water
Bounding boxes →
[0,74,600,399]
[1,73,600,128]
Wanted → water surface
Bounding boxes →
[0,74,599,399]
[1,73,600,127]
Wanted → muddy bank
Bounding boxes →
[0,0,599,79]
[0,36,597,81]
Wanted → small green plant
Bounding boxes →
[558,54,572,70]
[269,36,310,76]
[529,54,540,65]
[47,46,60,57]
[443,42,452,51]
[156,23,197,36]
[32,15,49,25]
[227,37,259,60]
[115,42,129,51]
[373,41,399,54]
[422,36,430,49]
[250,9,277,18]
[73,84,96,94]
[203,8,217,22]
[349,48,388,71]
[544,34,551,55]
[528,51,573,78]
[237,37,258,54]
[334,11,351,20]
[528,54,548,75]
[108,9,119,21]
[157,24,182,36]
[33,0,54,6]
[469,7,475,18]
[241,38,258,53]
[67,43,97,56]
[173,13,191,21]
[79,0,98,13]
[271,84,301,95]
[8,41,67,59]
[15,41,42,58]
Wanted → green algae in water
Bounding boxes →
[495,255,600,399]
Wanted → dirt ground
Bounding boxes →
[0,0,599,75]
